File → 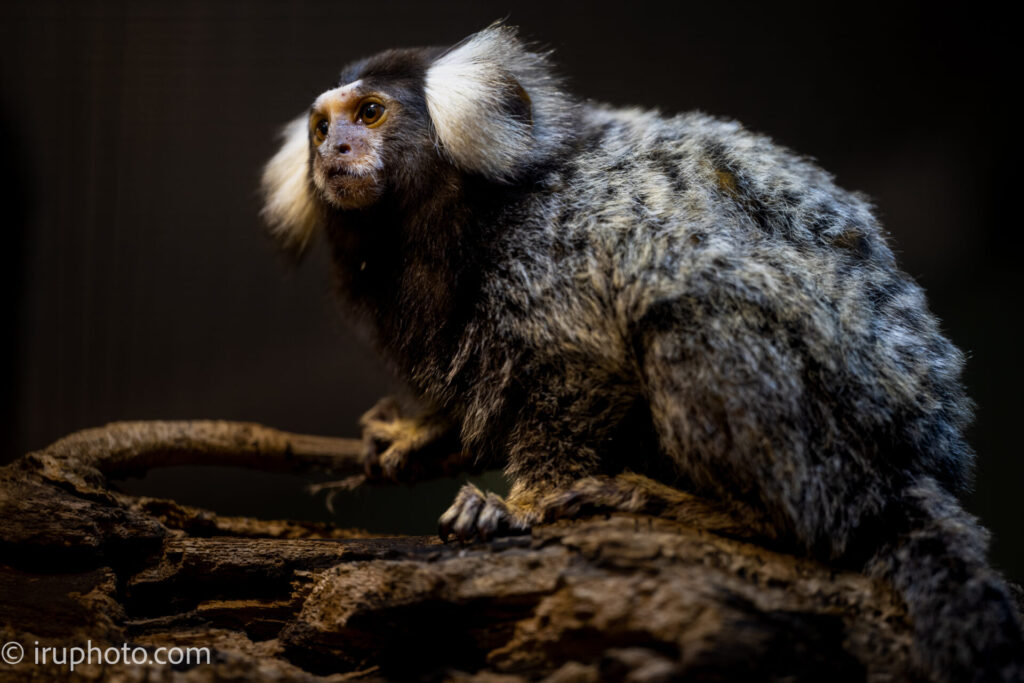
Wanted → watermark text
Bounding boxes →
[2,640,210,671]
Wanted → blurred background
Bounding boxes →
[1,1,1019,581]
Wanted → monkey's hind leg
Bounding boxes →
[438,472,774,544]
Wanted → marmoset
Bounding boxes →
[261,23,1023,682]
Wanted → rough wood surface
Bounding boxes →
[0,420,988,681]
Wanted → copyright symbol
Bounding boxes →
[1,641,24,665]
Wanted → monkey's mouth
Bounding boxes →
[321,166,383,209]
[326,165,356,178]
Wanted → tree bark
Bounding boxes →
[0,420,993,681]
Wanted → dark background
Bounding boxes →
[1,2,1020,582]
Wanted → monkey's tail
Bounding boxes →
[546,473,1024,680]
[866,477,1024,683]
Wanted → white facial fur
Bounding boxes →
[261,80,385,252]
[260,115,319,254]
[312,80,362,110]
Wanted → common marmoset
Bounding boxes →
[261,24,1023,682]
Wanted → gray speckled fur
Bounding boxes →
[262,25,1023,682]
[462,106,971,535]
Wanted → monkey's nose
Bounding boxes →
[335,142,352,154]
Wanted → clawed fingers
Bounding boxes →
[438,483,532,543]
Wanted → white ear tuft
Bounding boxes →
[260,115,320,255]
[424,24,569,181]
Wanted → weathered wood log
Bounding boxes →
[0,421,1009,680]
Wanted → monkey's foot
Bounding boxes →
[438,483,536,543]
[537,473,665,520]
[540,474,774,543]
[359,396,452,482]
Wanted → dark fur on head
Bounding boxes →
[262,23,1024,683]
[261,23,574,257]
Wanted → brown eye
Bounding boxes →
[358,101,384,125]
[312,117,329,145]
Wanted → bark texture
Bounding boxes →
[0,420,985,681]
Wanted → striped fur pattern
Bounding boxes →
[261,24,1023,682]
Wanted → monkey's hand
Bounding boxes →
[360,396,461,482]
[438,481,541,543]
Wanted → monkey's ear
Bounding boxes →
[424,23,569,182]
[260,115,320,258]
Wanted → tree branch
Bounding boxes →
[2,420,1013,680]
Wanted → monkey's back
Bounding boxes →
[475,105,974,533]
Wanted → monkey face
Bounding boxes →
[308,80,389,210]
[262,33,574,255]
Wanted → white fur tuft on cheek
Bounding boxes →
[425,28,534,181]
[260,115,319,255]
